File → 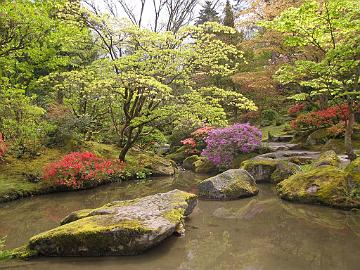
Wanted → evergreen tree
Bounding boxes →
[223,0,235,28]
[196,1,220,25]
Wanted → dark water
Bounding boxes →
[0,170,360,270]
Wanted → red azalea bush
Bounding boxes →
[43,152,126,189]
[180,126,214,154]
[290,104,350,131]
[0,134,7,160]
[288,103,305,117]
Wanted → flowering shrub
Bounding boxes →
[43,152,126,189]
[0,134,7,160]
[202,123,262,167]
[181,126,214,154]
[290,104,350,131]
[288,103,305,117]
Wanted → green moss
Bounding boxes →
[345,158,360,199]
[223,179,258,197]
[241,158,278,169]
[183,155,199,170]
[163,208,185,223]
[276,165,359,209]
[313,150,340,168]
[261,124,287,141]
[28,215,152,256]
[193,157,217,173]
[11,245,38,259]
[166,146,188,162]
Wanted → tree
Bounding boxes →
[86,0,199,33]
[264,0,360,160]
[223,0,235,28]
[76,9,257,160]
[196,1,220,25]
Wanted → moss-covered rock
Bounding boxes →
[193,157,217,174]
[321,139,346,154]
[241,158,300,183]
[138,154,177,176]
[276,166,360,209]
[197,169,258,200]
[345,158,360,199]
[306,128,331,146]
[182,155,217,173]
[19,190,197,257]
[166,146,189,163]
[183,155,200,170]
[312,150,340,168]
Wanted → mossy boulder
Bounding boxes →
[139,154,177,176]
[276,166,360,209]
[18,190,197,257]
[321,139,346,154]
[183,155,200,170]
[183,155,217,173]
[193,157,217,173]
[241,158,301,184]
[306,128,331,145]
[312,150,340,168]
[166,146,189,163]
[345,158,360,198]
[197,169,258,200]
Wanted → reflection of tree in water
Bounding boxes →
[178,231,231,270]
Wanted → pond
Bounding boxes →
[0,170,360,270]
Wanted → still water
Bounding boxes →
[0,170,359,270]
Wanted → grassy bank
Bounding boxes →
[0,142,170,203]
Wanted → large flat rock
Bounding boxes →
[21,190,197,257]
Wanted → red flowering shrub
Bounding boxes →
[43,152,126,189]
[288,103,305,117]
[290,104,350,131]
[0,134,7,160]
[181,126,214,154]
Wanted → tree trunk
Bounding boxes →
[119,141,132,162]
[345,102,357,161]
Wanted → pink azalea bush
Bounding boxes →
[202,123,262,167]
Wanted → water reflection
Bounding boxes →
[0,171,359,270]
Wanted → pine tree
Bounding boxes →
[196,1,220,25]
[223,0,235,28]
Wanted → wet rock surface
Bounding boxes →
[19,190,197,257]
[197,169,258,200]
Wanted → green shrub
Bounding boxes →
[261,109,281,127]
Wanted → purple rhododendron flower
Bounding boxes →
[202,123,262,167]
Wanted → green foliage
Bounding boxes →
[196,1,220,25]
[0,237,11,261]
[223,0,235,28]
[261,109,283,127]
